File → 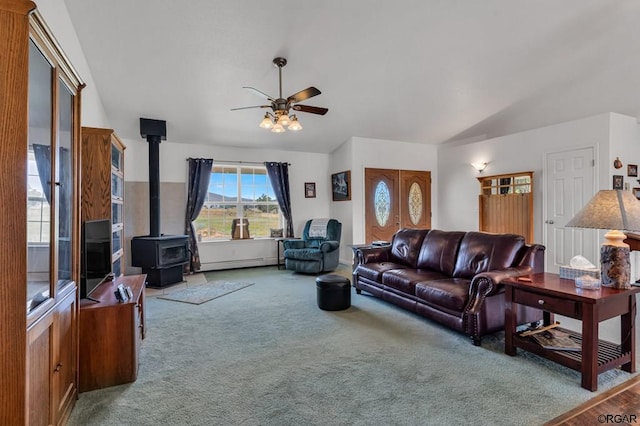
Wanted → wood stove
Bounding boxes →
[131,235,188,288]
[131,118,189,288]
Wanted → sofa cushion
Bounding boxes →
[382,269,449,294]
[283,248,323,261]
[356,262,408,282]
[452,232,525,279]
[416,230,465,275]
[389,228,430,267]
[415,278,471,312]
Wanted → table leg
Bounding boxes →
[277,239,284,270]
[581,303,599,391]
[505,286,516,356]
[621,295,637,373]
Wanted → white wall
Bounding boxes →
[436,113,624,244]
[609,113,640,192]
[124,138,331,270]
[330,137,439,264]
[35,0,110,128]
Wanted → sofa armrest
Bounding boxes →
[466,266,533,312]
[320,241,339,253]
[354,246,391,266]
[283,239,306,250]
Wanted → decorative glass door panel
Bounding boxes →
[400,170,431,229]
[365,168,399,244]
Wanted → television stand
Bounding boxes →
[78,274,146,392]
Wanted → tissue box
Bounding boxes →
[559,266,600,280]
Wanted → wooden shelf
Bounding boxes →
[514,327,631,373]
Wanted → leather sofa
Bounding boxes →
[353,229,545,345]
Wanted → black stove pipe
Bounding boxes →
[140,118,167,238]
[147,134,161,237]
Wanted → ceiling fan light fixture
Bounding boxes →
[277,114,291,127]
[259,113,274,129]
[288,115,302,131]
[231,57,327,134]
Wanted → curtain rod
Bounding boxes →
[186,158,290,166]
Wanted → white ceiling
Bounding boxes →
[63,0,640,154]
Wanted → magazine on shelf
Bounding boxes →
[530,329,581,352]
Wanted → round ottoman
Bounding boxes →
[316,274,351,311]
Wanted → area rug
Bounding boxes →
[158,281,254,305]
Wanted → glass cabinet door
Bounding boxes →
[27,40,53,312]
[57,78,74,291]
[27,36,79,312]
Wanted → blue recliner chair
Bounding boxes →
[283,219,342,274]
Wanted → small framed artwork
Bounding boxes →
[304,182,316,198]
[613,175,624,190]
[634,188,640,200]
[332,170,351,201]
[628,164,638,177]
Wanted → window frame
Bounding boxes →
[194,163,283,242]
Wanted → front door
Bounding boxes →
[365,168,399,243]
[544,147,597,273]
[365,168,431,244]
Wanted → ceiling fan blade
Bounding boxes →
[243,86,276,102]
[287,86,321,103]
[230,105,270,111]
[291,104,328,115]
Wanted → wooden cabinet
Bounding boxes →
[27,287,78,425]
[79,274,146,392]
[1,3,84,424]
[81,127,126,276]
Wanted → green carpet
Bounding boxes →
[158,281,254,305]
[68,265,637,426]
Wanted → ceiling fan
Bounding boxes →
[231,57,328,132]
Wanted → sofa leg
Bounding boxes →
[471,336,481,346]
[355,288,362,295]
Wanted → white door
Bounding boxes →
[544,147,597,273]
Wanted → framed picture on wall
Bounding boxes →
[331,170,351,201]
[613,175,624,190]
[628,164,638,177]
[304,182,316,198]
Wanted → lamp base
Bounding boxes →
[600,244,631,289]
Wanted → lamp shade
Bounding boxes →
[565,190,640,232]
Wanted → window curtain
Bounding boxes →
[265,162,294,237]
[184,158,213,273]
[33,144,51,203]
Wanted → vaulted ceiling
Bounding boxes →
[63,0,640,154]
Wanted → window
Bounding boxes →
[194,165,282,241]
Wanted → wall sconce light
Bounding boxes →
[471,162,489,173]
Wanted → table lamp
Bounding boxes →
[565,190,640,289]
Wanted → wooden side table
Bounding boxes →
[503,273,640,391]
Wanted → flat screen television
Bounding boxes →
[81,219,112,300]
